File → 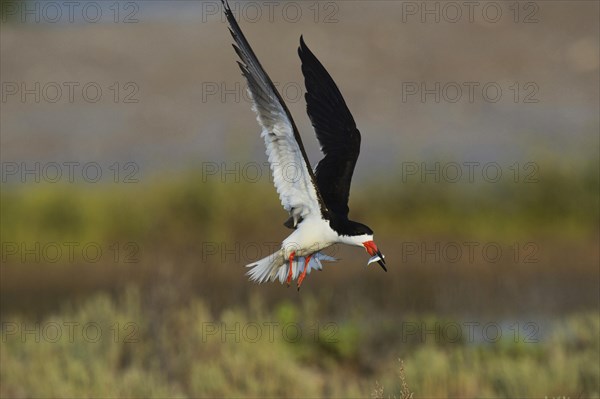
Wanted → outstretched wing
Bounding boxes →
[298,37,361,218]
[222,0,327,224]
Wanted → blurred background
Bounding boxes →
[1,0,598,397]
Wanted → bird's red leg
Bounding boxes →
[297,254,312,291]
[286,251,295,287]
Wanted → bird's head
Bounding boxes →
[340,221,387,272]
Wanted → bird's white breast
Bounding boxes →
[281,217,338,257]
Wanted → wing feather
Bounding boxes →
[222,1,327,221]
[298,37,361,218]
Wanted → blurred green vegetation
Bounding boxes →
[1,287,598,398]
[1,162,598,246]
[1,163,598,397]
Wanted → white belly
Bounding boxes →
[281,217,338,257]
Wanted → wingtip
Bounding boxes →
[222,0,235,21]
[299,35,307,51]
[298,35,317,61]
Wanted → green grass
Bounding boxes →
[1,287,598,398]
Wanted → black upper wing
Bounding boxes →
[298,36,361,219]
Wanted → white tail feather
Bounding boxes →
[246,251,336,284]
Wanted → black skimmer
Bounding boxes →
[222,0,386,289]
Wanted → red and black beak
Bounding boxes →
[363,241,387,272]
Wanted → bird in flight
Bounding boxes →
[222,0,386,289]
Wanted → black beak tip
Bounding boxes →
[376,251,387,272]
